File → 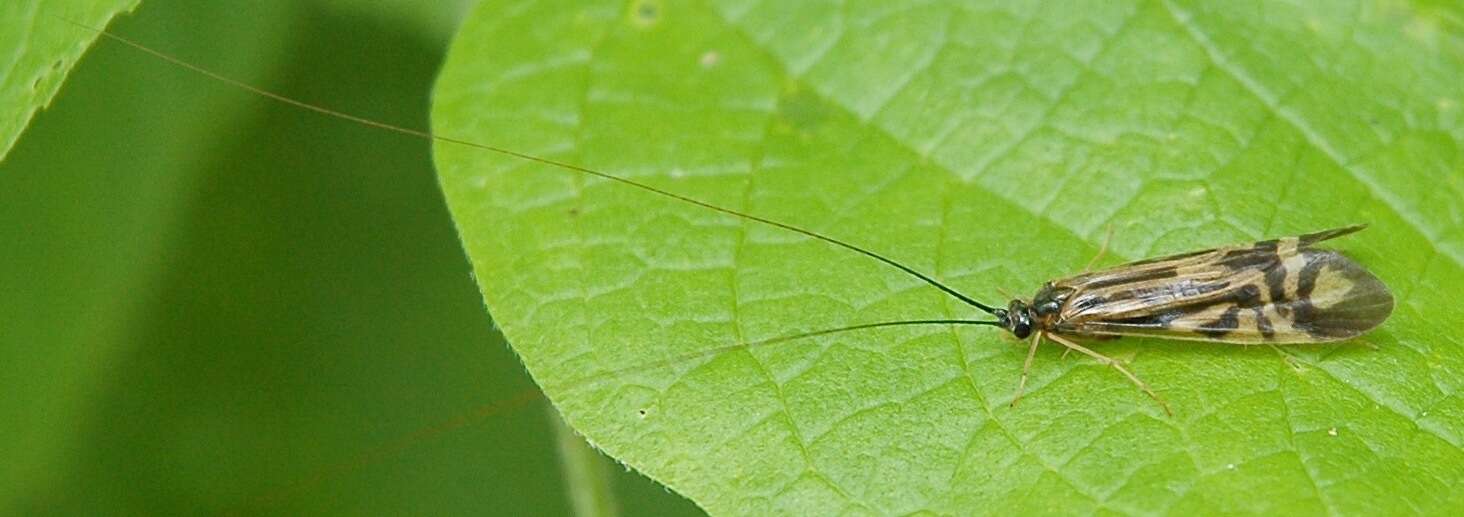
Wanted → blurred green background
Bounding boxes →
[0,0,700,514]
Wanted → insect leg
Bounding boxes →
[1081,224,1115,273]
[1010,331,1043,408]
[1266,344,1306,371]
[1045,333,1172,416]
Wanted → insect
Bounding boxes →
[77,22,1395,418]
[994,224,1395,415]
[558,224,1395,416]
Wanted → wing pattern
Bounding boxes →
[1049,225,1393,343]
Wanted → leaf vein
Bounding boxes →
[1158,0,1464,268]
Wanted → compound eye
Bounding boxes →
[1011,319,1032,339]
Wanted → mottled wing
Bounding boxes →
[1051,225,1394,343]
[1050,227,1372,321]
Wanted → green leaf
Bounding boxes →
[0,0,139,164]
[2,2,697,514]
[434,0,1464,514]
[310,0,475,44]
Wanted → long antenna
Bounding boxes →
[550,318,1005,391]
[65,18,1003,315]
[231,317,1000,512]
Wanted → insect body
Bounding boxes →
[997,224,1394,414]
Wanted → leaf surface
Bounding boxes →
[434,0,1464,514]
[0,0,138,163]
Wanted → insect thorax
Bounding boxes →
[999,283,1074,339]
[996,282,1079,339]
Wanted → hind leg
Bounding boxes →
[1061,334,1118,360]
[1045,333,1172,416]
[1082,224,1114,273]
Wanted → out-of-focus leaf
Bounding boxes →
[1,1,701,514]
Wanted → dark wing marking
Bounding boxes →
[1054,243,1272,323]
[1298,224,1367,247]
[1108,224,1364,268]
[1050,225,1392,344]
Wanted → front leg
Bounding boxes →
[1010,331,1043,408]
